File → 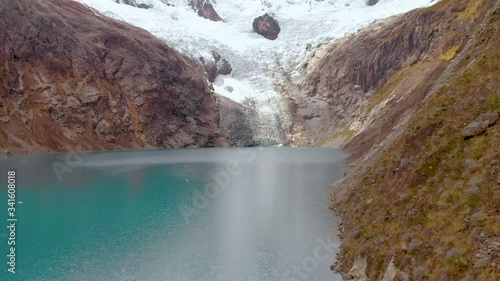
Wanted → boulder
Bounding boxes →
[464,186,480,197]
[217,59,232,76]
[471,212,488,226]
[476,112,499,124]
[366,0,379,6]
[461,112,499,139]
[190,0,222,22]
[253,13,281,40]
[200,51,232,82]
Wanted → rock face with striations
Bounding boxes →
[253,13,281,40]
[291,0,479,148]
[216,96,257,147]
[0,0,226,154]
[296,0,500,280]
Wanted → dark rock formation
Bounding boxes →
[216,96,257,147]
[210,50,233,77]
[200,57,218,83]
[217,58,233,76]
[160,1,175,7]
[115,0,152,9]
[0,0,226,154]
[137,3,153,9]
[366,0,379,6]
[253,13,281,40]
[200,51,232,82]
[190,0,222,22]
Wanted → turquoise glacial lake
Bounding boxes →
[1,147,349,281]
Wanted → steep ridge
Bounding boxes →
[292,0,480,147]
[0,0,226,154]
[296,0,499,279]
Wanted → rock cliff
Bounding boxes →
[0,0,226,154]
[293,0,477,148]
[292,0,499,279]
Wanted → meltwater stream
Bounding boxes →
[2,148,349,281]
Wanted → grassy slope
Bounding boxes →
[335,0,499,280]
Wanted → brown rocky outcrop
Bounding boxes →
[291,0,478,149]
[290,0,499,280]
[253,13,281,40]
[190,0,222,22]
[0,0,226,154]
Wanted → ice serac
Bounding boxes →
[0,0,226,154]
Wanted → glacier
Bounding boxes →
[74,0,436,146]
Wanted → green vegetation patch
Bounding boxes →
[439,45,461,60]
[319,128,356,146]
[337,17,500,281]
[458,0,483,20]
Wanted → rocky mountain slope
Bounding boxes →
[291,0,499,279]
[0,0,226,154]
[75,0,435,147]
[291,0,481,147]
